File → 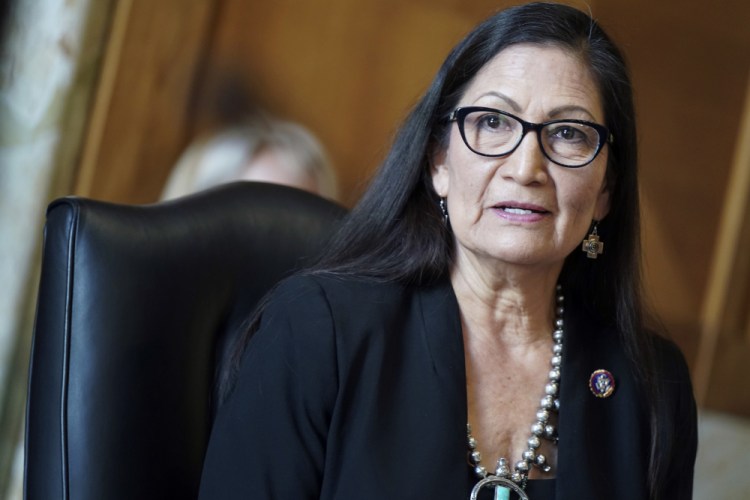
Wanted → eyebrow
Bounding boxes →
[547,105,598,121]
[473,91,522,112]
[472,92,599,122]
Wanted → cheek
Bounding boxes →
[434,145,472,197]
[558,172,607,219]
[448,157,496,197]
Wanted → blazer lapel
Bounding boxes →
[556,307,650,499]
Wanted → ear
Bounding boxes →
[430,148,450,198]
[593,179,610,221]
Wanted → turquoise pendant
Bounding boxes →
[494,485,511,500]
[470,476,529,500]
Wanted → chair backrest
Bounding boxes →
[24,182,346,500]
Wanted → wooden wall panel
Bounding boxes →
[694,78,750,413]
[594,0,750,369]
[75,0,218,203]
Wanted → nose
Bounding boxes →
[500,130,549,185]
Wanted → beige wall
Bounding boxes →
[0,1,118,496]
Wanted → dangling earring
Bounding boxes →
[439,198,449,225]
[582,220,604,259]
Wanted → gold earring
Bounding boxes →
[582,221,604,259]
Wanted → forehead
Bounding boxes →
[462,44,603,120]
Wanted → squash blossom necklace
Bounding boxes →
[467,286,564,500]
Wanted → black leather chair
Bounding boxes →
[24,182,346,500]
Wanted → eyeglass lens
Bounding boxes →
[461,110,602,167]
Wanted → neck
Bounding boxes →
[450,262,560,348]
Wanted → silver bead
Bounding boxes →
[511,471,523,483]
[531,422,544,435]
[496,466,511,478]
[474,465,487,478]
[466,423,472,433]
[528,436,541,449]
[545,383,558,395]
[549,368,561,380]
[554,399,561,411]
[536,409,550,423]
[553,343,563,355]
[522,449,536,461]
[553,329,564,341]
[544,424,556,439]
[541,395,555,409]
[495,458,510,477]
[534,455,552,473]
[555,318,564,328]
[556,306,564,315]
[467,436,477,449]
[515,460,529,473]
[469,450,481,464]
[551,355,562,367]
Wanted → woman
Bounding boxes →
[199,3,697,499]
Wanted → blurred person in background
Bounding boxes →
[161,114,338,201]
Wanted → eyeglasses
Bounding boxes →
[448,106,612,168]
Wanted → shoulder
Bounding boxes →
[650,334,692,384]
[261,273,457,358]
[648,333,696,421]
[268,272,411,316]
[272,272,401,296]
[254,273,417,350]
[648,333,697,420]
[569,308,693,389]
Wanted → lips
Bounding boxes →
[494,202,549,214]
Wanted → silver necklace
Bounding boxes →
[467,285,564,500]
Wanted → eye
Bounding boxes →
[474,112,513,132]
[550,125,585,142]
[479,114,502,129]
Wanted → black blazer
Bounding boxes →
[199,274,697,499]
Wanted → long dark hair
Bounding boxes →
[227,3,670,497]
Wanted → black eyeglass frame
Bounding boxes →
[448,106,613,168]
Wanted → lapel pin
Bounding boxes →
[589,369,615,398]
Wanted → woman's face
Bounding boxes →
[431,44,610,273]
